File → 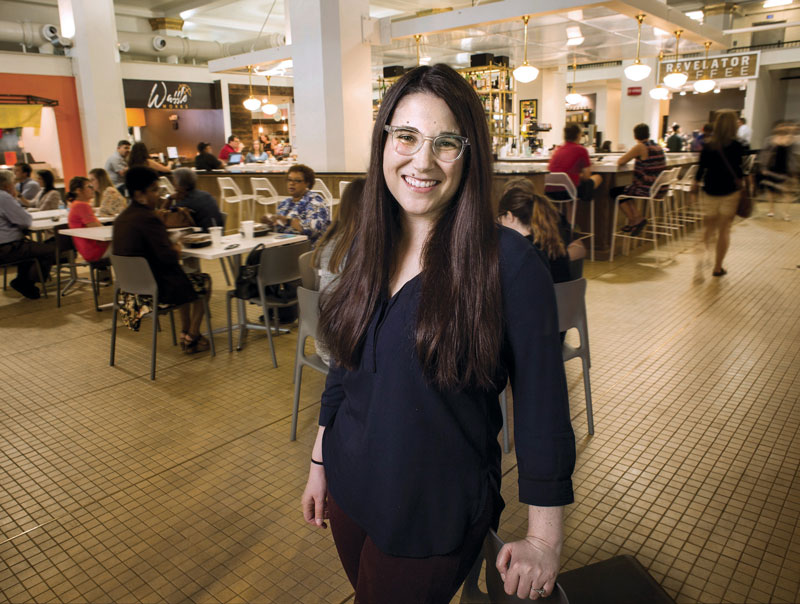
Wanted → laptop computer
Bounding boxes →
[228,153,242,165]
[166,146,179,159]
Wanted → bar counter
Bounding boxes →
[195,152,698,258]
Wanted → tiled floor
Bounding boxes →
[1,203,798,604]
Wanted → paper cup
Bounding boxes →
[241,220,254,239]
[209,226,223,245]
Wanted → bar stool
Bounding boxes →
[218,177,255,225]
[251,177,280,215]
[544,172,595,261]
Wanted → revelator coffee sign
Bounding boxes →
[123,79,221,110]
[657,51,760,84]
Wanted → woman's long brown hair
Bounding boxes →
[89,168,113,206]
[498,179,566,259]
[318,64,502,392]
[311,177,364,273]
[708,109,738,150]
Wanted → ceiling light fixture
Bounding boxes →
[685,10,704,22]
[649,86,670,100]
[566,25,584,46]
[763,0,791,7]
[243,65,262,111]
[513,16,539,83]
[261,75,278,115]
[663,30,688,88]
[624,14,652,82]
[693,41,716,93]
[565,54,583,105]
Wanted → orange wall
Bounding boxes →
[1,73,86,182]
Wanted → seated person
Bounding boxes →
[90,168,127,216]
[66,177,110,263]
[171,168,224,231]
[609,123,667,234]
[113,167,212,353]
[498,178,584,284]
[194,142,223,171]
[20,170,61,212]
[246,139,269,163]
[546,123,603,204]
[218,135,240,163]
[260,164,330,245]
[13,163,41,202]
[128,142,172,173]
[0,169,54,299]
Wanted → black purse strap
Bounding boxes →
[717,146,742,187]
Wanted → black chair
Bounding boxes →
[0,256,48,299]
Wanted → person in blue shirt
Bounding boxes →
[245,139,270,163]
[301,64,574,604]
[260,164,329,245]
[171,168,224,232]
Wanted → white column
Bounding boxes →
[539,67,566,150]
[61,0,128,170]
[744,67,787,147]
[617,58,660,149]
[288,0,372,172]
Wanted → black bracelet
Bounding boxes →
[310,458,324,466]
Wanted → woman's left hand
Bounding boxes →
[496,535,561,600]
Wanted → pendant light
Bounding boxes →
[693,42,716,93]
[648,49,669,99]
[663,30,688,89]
[513,16,539,83]
[261,75,278,115]
[565,54,583,105]
[624,14,652,82]
[243,65,262,111]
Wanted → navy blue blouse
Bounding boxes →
[319,226,575,557]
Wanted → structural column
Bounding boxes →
[539,67,566,150]
[617,58,661,148]
[59,0,128,170]
[287,0,372,172]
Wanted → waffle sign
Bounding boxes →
[657,51,760,83]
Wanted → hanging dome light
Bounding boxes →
[243,65,262,111]
[261,74,278,115]
[649,86,669,100]
[513,16,539,83]
[565,55,582,105]
[624,15,652,82]
[565,91,583,105]
[663,30,687,88]
[693,42,716,93]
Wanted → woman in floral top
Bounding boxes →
[261,164,330,245]
[90,168,128,216]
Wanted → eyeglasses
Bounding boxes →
[287,177,306,184]
[384,125,469,162]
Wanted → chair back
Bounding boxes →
[298,250,316,290]
[313,178,333,202]
[481,530,570,603]
[338,180,351,199]
[217,211,227,229]
[297,286,321,340]
[257,240,312,289]
[544,172,578,202]
[679,164,698,184]
[648,170,672,199]
[553,277,587,334]
[110,255,158,298]
[251,177,279,199]
[218,177,244,199]
[158,176,175,196]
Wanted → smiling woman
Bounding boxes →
[301,64,575,603]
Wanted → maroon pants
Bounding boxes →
[328,494,491,604]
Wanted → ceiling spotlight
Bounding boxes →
[663,30,688,88]
[566,26,584,46]
[624,14,652,82]
[713,88,721,93]
[685,10,704,22]
[679,90,686,95]
[513,16,539,83]
[763,0,791,7]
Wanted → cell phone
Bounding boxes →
[224,243,240,250]
[276,234,295,239]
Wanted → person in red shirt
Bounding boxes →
[218,135,240,163]
[546,123,602,206]
[66,176,109,263]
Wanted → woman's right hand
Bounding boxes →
[301,464,328,529]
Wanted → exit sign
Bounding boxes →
[627,87,642,96]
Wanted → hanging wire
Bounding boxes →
[250,0,279,52]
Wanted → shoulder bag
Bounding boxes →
[717,146,752,219]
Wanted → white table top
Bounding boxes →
[59,226,113,241]
[28,209,67,220]
[29,215,115,231]
[181,232,308,260]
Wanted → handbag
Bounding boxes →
[717,147,752,219]
[234,243,265,299]
[156,205,196,228]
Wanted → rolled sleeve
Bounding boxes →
[502,246,575,507]
[319,362,346,426]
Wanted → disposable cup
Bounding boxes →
[209,226,223,246]
[241,220,254,239]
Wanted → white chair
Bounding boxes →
[544,172,595,262]
[290,286,329,441]
[251,177,280,215]
[338,180,351,199]
[218,177,255,224]
[158,176,175,197]
[609,171,675,267]
[313,178,333,204]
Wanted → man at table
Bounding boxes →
[105,140,131,191]
[113,167,212,354]
[260,164,330,245]
[171,168,224,232]
[218,135,240,164]
[0,170,54,299]
[13,163,41,202]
